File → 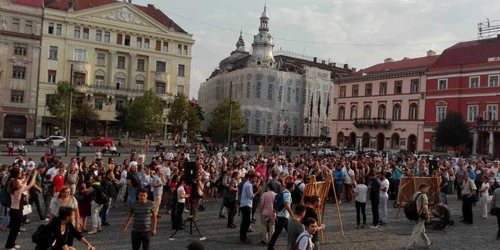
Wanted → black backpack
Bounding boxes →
[404,192,423,221]
[291,182,304,204]
[92,184,110,205]
[273,190,286,212]
[0,183,11,207]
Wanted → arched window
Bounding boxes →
[115,72,126,90]
[393,103,401,120]
[391,133,400,150]
[378,104,386,119]
[338,106,345,120]
[135,75,145,91]
[350,106,357,119]
[364,105,371,119]
[94,70,105,88]
[409,103,418,120]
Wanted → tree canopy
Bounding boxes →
[436,111,470,151]
[72,101,99,136]
[167,94,202,139]
[208,98,246,143]
[117,90,164,136]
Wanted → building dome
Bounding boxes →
[248,5,275,69]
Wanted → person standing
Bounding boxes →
[344,164,355,203]
[268,182,295,250]
[76,139,82,157]
[354,177,368,228]
[127,163,140,209]
[287,204,306,250]
[479,175,490,219]
[173,177,189,230]
[259,182,276,244]
[240,173,259,243]
[295,218,318,250]
[303,196,325,250]
[460,173,477,224]
[122,188,157,250]
[379,172,390,225]
[225,171,239,228]
[150,167,164,218]
[491,184,500,239]
[29,164,46,222]
[406,184,433,250]
[369,173,381,228]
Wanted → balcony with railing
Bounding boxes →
[74,84,145,97]
[472,119,500,131]
[353,118,392,129]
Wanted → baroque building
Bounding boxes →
[198,6,350,143]
[0,0,43,139]
[37,0,194,137]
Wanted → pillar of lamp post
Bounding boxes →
[64,64,74,157]
[163,117,168,142]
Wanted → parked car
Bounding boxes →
[344,150,357,158]
[312,148,334,157]
[34,135,66,146]
[84,137,113,147]
[25,135,46,145]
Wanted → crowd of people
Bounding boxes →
[1,144,500,250]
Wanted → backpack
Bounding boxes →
[92,184,110,205]
[291,182,304,204]
[404,192,423,221]
[273,190,286,212]
[0,183,11,207]
[293,234,310,250]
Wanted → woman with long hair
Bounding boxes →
[78,175,94,232]
[49,185,80,246]
[5,167,37,250]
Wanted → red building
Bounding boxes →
[424,37,500,156]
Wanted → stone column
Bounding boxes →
[108,50,116,87]
[128,54,136,89]
[489,131,495,155]
[472,131,478,155]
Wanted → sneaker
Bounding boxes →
[19,228,26,232]
[44,218,49,222]
[424,242,434,249]
[184,209,190,213]
[88,230,98,235]
[369,225,380,229]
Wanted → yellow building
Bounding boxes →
[37,0,194,138]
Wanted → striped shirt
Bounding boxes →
[129,200,155,232]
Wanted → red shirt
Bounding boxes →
[255,164,266,178]
[53,174,65,192]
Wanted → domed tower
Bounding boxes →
[248,4,275,68]
[219,30,250,72]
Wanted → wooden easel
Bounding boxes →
[395,173,442,219]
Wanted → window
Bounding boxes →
[155,82,166,94]
[74,26,81,38]
[12,18,19,31]
[156,61,166,72]
[177,44,182,54]
[163,42,168,52]
[95,75,104,88]
[438,79,447,90]
[411,79,419,93]
[409,103,418,120]
[124,35,130,46]
[73,49,86,62]
[486,104,498,120]
[469,76,480,88]
[177,85,184,95]
[436,105,447,122]
[393,104,401,120]
[96,30,102,42]
[350,106,357,119]
[365,83,372,96]
[338,106,345,120]
[94,98,104,110]
[116,34,123,44]
[155,40,161,51]
[363,105,371,119]
[184,45,188,55]
[82,28,89,39]
[48,70,56,83]
[48,22,54,34]
[104,32,110,43]
[489,75,499,87]
[49,46,58,59]
[178,64,185,77]
[135,80,144,91]
[340,86,346,97]
[12,66,26,79]
[116,76,125,89]
[46,94,54,106]
[352,85,359,97]
[137,59,145,71]
[116,100,124,112]
[394,81,402,94]
[14,43,27,56]
[144,39,150,49]
[380,82,387,95]
[431,136,447,152]
[56,24,62,35]
[96,53,105,66]
[25,21,32,34]
[378,104,386,119]
[73,72,85,85]
[136,37,142,48]
[10,90,24,103]
[117,56,125,69]
[467,105,478,122]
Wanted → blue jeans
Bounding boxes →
[128,187,137,209]
[441,192,448,205]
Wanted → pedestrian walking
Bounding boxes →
[406,184,433,250]
[122,188,157,250]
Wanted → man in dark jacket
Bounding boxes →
[100,170,118,226]
[369,172,381,228]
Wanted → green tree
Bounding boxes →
[116,90,164,136]
[436,111,470,152]
[72,101,100,136]
[209,98,246,143]
[186,103,201,137]
[46,81,73,133]
[168,93,188,140]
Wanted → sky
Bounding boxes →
[135,0,500,99]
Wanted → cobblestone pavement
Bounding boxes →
[0,194,499,250]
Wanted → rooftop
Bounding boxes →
[351,55,439,77]
[11,0,43,7]
[432,37,500,68]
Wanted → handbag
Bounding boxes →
[23,204,32,215]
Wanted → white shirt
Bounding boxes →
[76,141,82,147]
[344,169,355,184]
[47,167,59,181]
[177,185,186,203]
[380,179,390,198]
[481,182,490,197]
[355,184,368,203]
[110,146,117,151]
[161,166,171,184]
[137,154,146,162]
[491,166,499,176]
[120,170,128,185]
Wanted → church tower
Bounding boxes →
[248,4,275,68]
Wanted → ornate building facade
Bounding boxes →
[0,0,43,139]
[37,0,194,137]
[198,6,350,141]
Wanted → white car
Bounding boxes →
[344,150,357,158]
[34,135,66,146]
[312,148,334,157]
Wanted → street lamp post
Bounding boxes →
[227,81,233,148]
[64,64,74,157]
[163,117,168,142]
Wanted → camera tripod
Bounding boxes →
[169,200,206,241]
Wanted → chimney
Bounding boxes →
[384,58,393,63]
[351,67,357,72]
[68,0,74,11]
[426,50,436,57]
[321,60,326,64]
[147,4,154,8]
[313,57,317,63]
[402,57,410,60]
[343,64,349,69]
